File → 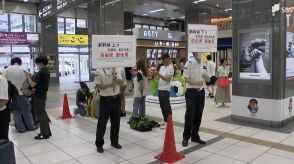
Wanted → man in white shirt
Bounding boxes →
[206,55,217,98]
[0,74,9,139]
[117,67,127,117]
[182,53,210,147]
[4,57,36,133]
[152,54,174,127]
[94,67,123,153]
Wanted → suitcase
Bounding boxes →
[0,140,16,164]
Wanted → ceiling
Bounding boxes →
[7,0,232,20]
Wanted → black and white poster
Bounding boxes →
[239,31,271,80]
[286,32,294,78]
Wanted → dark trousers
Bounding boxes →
[32,95,51,136]
[158,90,172,122]
[95,95,121,148]
[0,108,10,140]
[183,89,205,141]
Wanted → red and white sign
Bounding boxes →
[188,24,218,52]
[92,35,136,68]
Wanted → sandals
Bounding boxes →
[34,133,50,140]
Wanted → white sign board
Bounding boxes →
[92,35,136,68]
[188,24,218,53]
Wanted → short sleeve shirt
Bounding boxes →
[94,68,122,96]
[0,75,8,111]
[158,64,174,91]
[117,67,127,86]
[33,68,50,99]
[183,61,208,89]
[3,65,26,95]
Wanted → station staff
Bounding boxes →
[182,52,210,147]
[152,53,174,128]
[94,67,123,153]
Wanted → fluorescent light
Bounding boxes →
[194,0,207,4]
[216,4,219,7]
[149,9,165,13]
[179,16,185,19]
[170,17,174,20]
[143,14,148,16]
[24,0,29,2]
[225,8,232,12]
[105,0,121,6]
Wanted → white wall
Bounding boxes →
[218,30,232,38]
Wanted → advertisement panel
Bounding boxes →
[286,32,294,78]
[239,31,271,80]
[0,32,39,45]
[187,24,218,53]
[58,34,88,45]
[92,35,136,68]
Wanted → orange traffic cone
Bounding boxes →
[154,115,185,163]
[60,93,72,119]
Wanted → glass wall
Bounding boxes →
[10,13,23,32]
[0,14,9,32]
[58,17,65,34]
[0,13,36,32]
[24,15,36,32]
[65,18,75,34]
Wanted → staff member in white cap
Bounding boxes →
[94,67,123,153]
[182,52,210,147]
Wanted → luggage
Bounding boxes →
[128,117,152,132]
[0,140,16,164]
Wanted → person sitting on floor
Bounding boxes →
[75,82,90,117]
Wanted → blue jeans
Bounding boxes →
[132,96,146,117]
[13,95,37,133]
[76,103,86,116]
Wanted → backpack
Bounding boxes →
[128,117,152,132]
[21,80,33,97]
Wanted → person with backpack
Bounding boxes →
[26,56,51,140]
[74,82,90,117]
[3,57,36,133]
[0,74,9,139]
[132,60,148,118]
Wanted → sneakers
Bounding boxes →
[160,121,166,129]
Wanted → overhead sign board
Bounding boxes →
[133,28,184,42]
[92,35,136,68]
[38,0,85,21]
[58,34,88,45]
[0,32,39,45]
[187,24,218,52]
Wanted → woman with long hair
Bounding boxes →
[215,58,231,107]
[132,60,148,117]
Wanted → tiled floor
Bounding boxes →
[7,90,294,164]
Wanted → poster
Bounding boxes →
[92,35,136,68]
[286,32,294,78]
[58,34,88,45]
[239,31,271,80]
[187,24,218,53]
[0,32,39,45]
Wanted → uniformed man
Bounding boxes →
[182,52,210,147]
[94,67,123,153]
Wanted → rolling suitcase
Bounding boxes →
[0,140,16,164]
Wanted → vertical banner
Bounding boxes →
[92,35,136,68]
[187,24,218,53]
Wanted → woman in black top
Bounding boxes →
[75,82,90,116]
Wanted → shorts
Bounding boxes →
[206,76,217,86]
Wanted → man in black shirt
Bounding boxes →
[27,56,51,139]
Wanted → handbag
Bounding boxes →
[219,78,229,87]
